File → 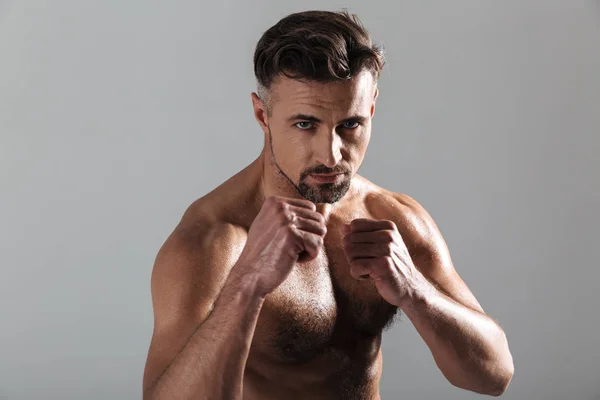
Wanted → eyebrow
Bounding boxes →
[287,113,368,124]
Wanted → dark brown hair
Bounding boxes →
[253,10,385,108]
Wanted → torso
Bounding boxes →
[191,161,419,400]
[244,199,400,400]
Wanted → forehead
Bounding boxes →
[270,70,376,115]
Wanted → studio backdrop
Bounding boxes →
[1,1,599,399]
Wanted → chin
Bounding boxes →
[300,181,351,204]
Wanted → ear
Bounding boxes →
[251,92,269,134]
[370,87,379,118]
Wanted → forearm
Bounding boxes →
[148,269,264,400]
[402,287,514,396]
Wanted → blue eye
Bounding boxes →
[295,121,314,130]
[295,120,360,130]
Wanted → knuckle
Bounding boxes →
[304,200,316,211]
[282,210,295,224]
[284,224,296,235]
[278,201,288,212]
[382,244,393,256]
[383,230,395,242]
[320,224,328,236]
[276,204,290,219]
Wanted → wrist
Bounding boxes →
[399,280,439,311]
[224,263,268,301]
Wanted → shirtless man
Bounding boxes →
[142,10,514,400]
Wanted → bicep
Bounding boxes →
[413,244,484,314]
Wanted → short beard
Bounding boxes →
[268,126,351,204]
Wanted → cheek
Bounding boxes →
[288,134,312,151]
[346,131,370,160]
[275,134,311,164]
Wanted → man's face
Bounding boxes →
[256,70,378,204]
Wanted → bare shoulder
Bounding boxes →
[152,163,261,306]
[150,200,249,326]
[358,179,448,261]
[358,178,484,312]
[358,179,434,248]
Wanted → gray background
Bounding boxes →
[1,1,598,399]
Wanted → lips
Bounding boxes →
[310,173,344,183]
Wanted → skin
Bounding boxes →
[142,70,514,399]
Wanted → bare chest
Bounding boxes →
[249,219,400,366]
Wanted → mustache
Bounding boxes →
[305,166,349,175]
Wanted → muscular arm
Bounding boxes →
[402,285,513,396]
[142,219,262,400]
[391,193,514,396]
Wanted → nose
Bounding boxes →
[314,130,343,168]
